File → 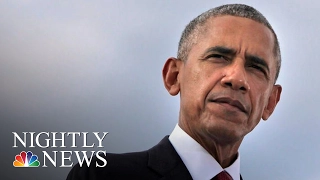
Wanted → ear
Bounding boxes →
[262,84,282,120]
[162,57,182,96]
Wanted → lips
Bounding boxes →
[209,97,248,113]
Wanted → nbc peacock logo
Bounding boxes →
[13,151,40,167]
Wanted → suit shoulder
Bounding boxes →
[66,150,159,180]
[102,150,149,169]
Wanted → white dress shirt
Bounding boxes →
[169,124,240,180]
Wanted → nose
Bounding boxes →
[220,63,250,92]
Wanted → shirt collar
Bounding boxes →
[169,124,240,180]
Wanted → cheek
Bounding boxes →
[191,65,222,99]
[180,64,219,108]
[179,67,200,104]
[249,83,270,119]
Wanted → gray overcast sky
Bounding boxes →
[1,0,319,179]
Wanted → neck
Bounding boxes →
[179,121,242,168]
[198,136,240,168]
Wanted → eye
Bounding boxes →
[249,64,267,76]
[250,64,263,71]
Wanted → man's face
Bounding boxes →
[172,16,281,143]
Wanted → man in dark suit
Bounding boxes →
[67,4,281,180]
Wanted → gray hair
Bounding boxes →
[177,4,281,81]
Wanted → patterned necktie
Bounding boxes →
[211,171,233,180]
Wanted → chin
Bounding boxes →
[201,122,246,144]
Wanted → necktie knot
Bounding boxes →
[211,171,233,180]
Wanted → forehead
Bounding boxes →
[192,15,276,69]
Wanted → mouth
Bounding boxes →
[209,97,248,114]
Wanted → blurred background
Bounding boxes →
[1,0,319,179]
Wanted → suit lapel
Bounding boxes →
[147,136,243,180]
[147,136,193,180]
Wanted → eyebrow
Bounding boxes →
[202,45,270,74]
[202,46,236,57]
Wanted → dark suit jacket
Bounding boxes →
[66,136,242,180]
